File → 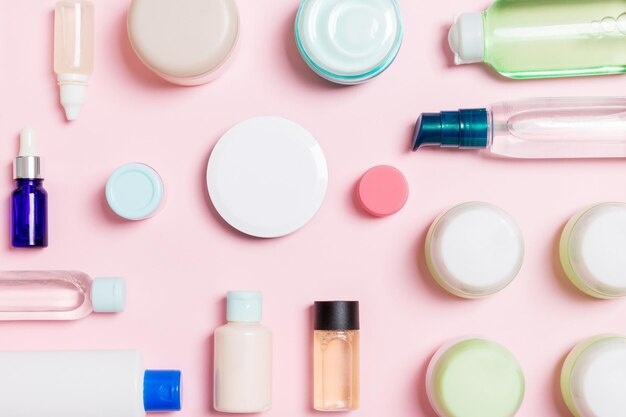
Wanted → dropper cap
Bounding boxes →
[412,109,489,151]
[143,370,182,412]
[14,128,43,179]
[58,74,89,121]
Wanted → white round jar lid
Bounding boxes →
[426,202,524,298]
[128,0,239,84]
[296,0,403,83]
[206,117,328,238]
[561,203,626,298]
[564,336,626,417]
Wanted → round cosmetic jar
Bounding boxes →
[206,116,328,238]
[427,337,525,417]
[561,335,626,417]
[106,163,165,220]
[425,202,524,298]
[128,0,239,85]
[560,202,626,299]
[295,0,403,84]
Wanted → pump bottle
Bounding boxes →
[413,97,626,159]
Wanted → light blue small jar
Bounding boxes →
[295,0,403,85]
[106,163,165,221]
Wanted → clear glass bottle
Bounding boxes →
[214,291,272,413]
[448,0,626,79]
[54,0,94,120]
[412,97,626,159]
[314,301,360,412]
[0,271,125,321]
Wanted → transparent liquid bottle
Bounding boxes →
[313,301,360,412]
[448,0,626,79]
[0,271,125,320]
[412,97,626,159]
[54,0,94,120]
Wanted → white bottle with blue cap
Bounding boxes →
[0,350,181,416]
[214,291,272,413]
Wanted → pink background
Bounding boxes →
[2,0,626,416]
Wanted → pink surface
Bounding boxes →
[358,165,409,217]
[1,1,626,416]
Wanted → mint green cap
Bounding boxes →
[91,277,126,313]
[227,291,262,322]
[427,338,525,417]
[106,163,165,221]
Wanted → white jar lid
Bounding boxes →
[295,0,403,84]
[426,202,524,298]
[206,117,328,238]
[561,203,626,298]
[128,0,239,85]
[563,336,626,417]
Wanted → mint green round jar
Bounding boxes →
[427,337,525,417]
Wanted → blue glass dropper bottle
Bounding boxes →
[12,128,48,248]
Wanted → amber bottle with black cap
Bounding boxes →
[313,301,360,411]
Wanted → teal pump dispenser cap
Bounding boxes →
[227,291,262,322]
[412,108,489,151]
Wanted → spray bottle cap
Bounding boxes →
[144,370,182,412]
[91,277,126,313]
[412,108,489,151]
[14,128,43,179]
[58,74,89,121]
[448,12,485,65]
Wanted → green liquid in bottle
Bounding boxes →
[456,0,626,79]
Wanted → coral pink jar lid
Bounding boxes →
[128,0,239,85]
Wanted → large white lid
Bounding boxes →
[567,203,626,297]
[427,202,524,298]
[570,337,626,417]
[206,117,328,238]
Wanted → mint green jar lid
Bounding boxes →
[295,0,403,84]
[427,337,525,417]
[560,203,626,299]
[106,163,165,220]
[561,335,626,417]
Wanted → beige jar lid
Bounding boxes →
[128,0,239,85]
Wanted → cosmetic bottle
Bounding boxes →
[448,0,626,79]
[412,97,626,159]
[0,271,125,320]
[314,301,360,412]
[12,128,47,248]
[54,0,94,121]
[0,350,181,417]
[214,291,272,413]
[561,335,626,417]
